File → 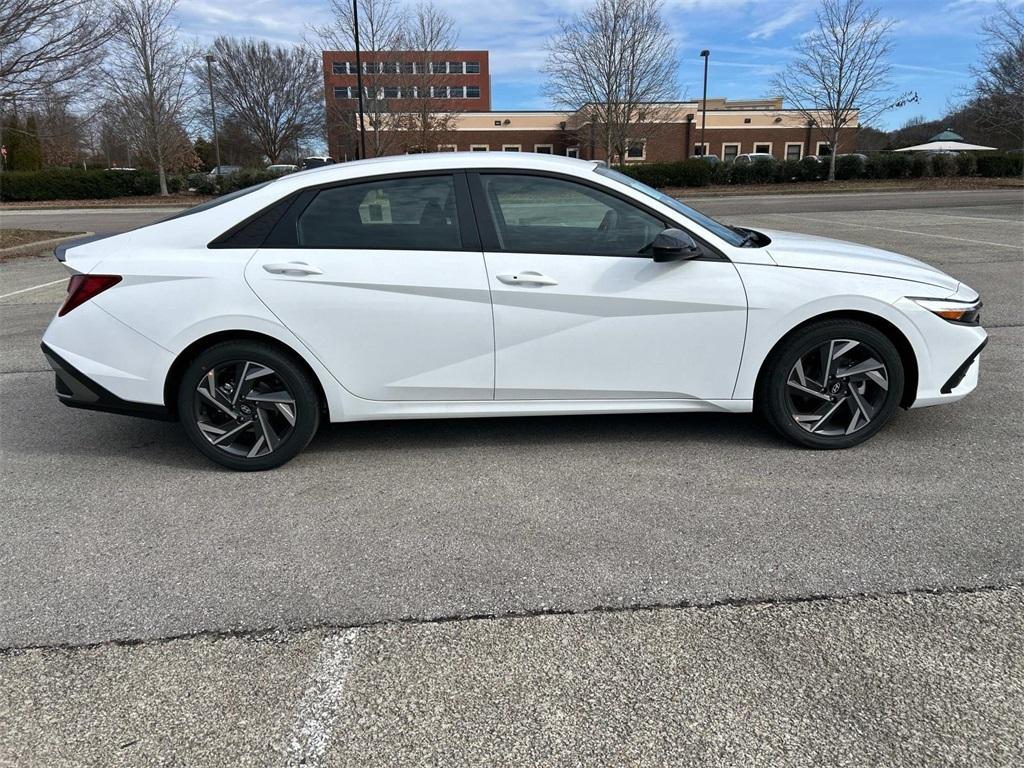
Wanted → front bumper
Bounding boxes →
[42,342,172,420]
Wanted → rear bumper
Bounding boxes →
[41,342,172,420]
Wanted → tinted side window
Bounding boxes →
[297,175,461,250]
[479,174,663,256]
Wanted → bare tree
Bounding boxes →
[771,0,916,181]
[311,0,408,157]
[967,1,1023,147]
[399,2,458,153]
[0,0,115,104]
[543,0,678,163]
[197,37,323,164]
[104,0,195,194]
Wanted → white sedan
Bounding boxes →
[42,153,986,470]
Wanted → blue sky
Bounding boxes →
[176,0,1019,130]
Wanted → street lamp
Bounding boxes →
[699,49,710,158]
[352,0,368,160]
[205,54,223,177]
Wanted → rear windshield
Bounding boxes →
[160,181,275,222]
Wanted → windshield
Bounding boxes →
[595,166,746,247]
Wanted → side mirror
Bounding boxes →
[651,228,700,262]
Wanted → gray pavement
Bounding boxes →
[3,588,1022,766]
[1,189,1022,765]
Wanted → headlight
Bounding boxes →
[910,297,982,325]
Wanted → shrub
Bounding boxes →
[799,156,825,181]
[0,168,160,201]
[956,152,977,177]
[834,154,866,180]
[166,175,187,194]
[910,153,933,178]
[193,176,218,195]
[930,153,957,177]
[728,158,776,184]
[217,168,278,194]
[775,159,804,182]
[613,159,712,188]
[975,152,1024,177]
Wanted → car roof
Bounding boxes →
[274,151,604,187]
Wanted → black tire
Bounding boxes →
[177,340,320,471]
[757,319,905,449]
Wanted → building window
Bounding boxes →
[466,85,480,99]
[430,61,446,74]
[437,144,458,152]
[470,144,489,151]
[431,86,448,98]
[816,141,833,156]
[754,143,772,155]
[693,143,710,157]
[465,61,480,74]
[624,140,646,160]
[785,143,803,161]
[401,61,416,74]
[382,86,401,99]
[566,147,580,158]
[534,144,553,154]
[743,117,752,124]
[333,86,351,99]
[447,61,463,74]
[448,86,465,98]
[493,120,502,126]
[722,143,740,162]
[502,144,521,152]
[331,62,346,75]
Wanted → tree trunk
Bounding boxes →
[827,135,838,181]
[157,164,168,196]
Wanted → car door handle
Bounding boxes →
[496,272,558,287]
[263,262,323,276]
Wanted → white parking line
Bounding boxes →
[0,278,66,300]
[770,213,1023,250]
[910,210,1024,225]
[284,628,361,767]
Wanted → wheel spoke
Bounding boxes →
[820,340,836,383]
[833,340,859,359]
[247,391,295,405]
[793,358,808,387]
[865,369,888,390]
[232,361,250,406]
[247,435,266,458]
[837,358,884,378]
[788,380,831,401]
[198,387,238,420]
[211,419,253,446]
[845,408,862,435]
[848,384,874,423]
[256,408,280,451]
[810,397,847,433]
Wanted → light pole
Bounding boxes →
[205,54,222,176]
[352,0,368,160]
[699,49,710,158]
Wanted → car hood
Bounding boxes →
[759,228,960,293]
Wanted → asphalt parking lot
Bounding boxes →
[2,189,1022,765]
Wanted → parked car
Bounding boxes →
[733,153,775,164]
[43,153,987,470]
[266,164,298,175]
[690,153,720,166]
[299,156,336,170]
[207,165,241,179]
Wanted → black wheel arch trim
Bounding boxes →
[41,342,174,421]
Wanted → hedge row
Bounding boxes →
[0,169,161,201]
[614,152,1022,188]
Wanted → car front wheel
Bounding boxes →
[177,341,320,471]
[758,320,905,449]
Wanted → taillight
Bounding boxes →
[58,275,122,317]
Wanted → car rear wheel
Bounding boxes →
[177,341,320,471]
[758,320,904,449]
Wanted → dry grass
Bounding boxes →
[0,228,80,249]
[672,176,1024,199]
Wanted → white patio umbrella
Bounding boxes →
[895,140,997,152]
[895,128,996,152]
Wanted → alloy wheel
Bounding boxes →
[192,360,297,459]
[785,338,890,437]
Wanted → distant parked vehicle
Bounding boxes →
[106,166,137,172]
[803,155,824,163]
[207,165,241,179]
[299,156,336,170]
[266,164,298,175]
[733,153,774,165]
[690,153,720,166]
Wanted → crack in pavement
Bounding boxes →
[4,580,1020,656]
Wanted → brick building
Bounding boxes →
[323,51,858,162]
